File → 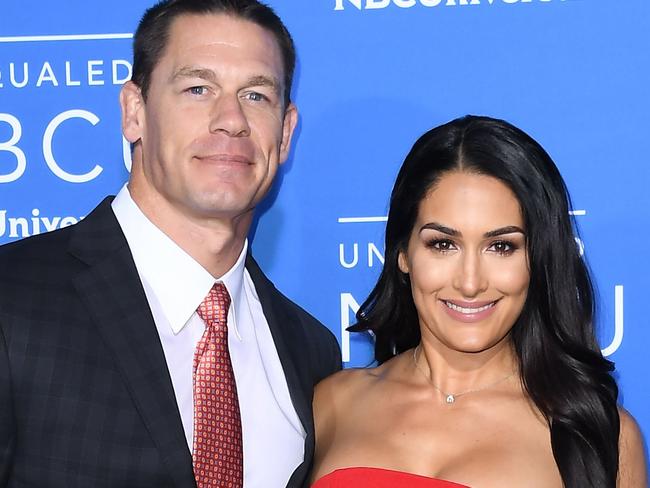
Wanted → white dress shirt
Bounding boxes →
[112,186,305,488]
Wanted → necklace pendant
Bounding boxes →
[445,394,455,404]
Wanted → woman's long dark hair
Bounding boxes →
[350,115,619,487]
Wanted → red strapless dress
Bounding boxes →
[312,467,470,487]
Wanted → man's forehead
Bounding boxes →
[165,13,281,57]
[155,13,283,73]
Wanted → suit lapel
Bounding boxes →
[246,256,318,488]
[244,256,313,437]
[69,199,195,488]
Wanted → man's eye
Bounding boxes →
[187,86,207,96]
[245,92,267,102]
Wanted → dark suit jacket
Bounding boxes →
[0,197,341,487]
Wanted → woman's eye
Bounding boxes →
[489,241,515,255]
[427,239,456,253]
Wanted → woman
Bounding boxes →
[310,116,647,487]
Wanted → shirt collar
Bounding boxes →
[111,185,247,340]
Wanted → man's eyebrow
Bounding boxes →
[172,66,217,83]
[170,68,280,94]
[245,75,281,94]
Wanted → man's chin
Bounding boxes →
[188,197,257,222]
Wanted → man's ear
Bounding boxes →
[278,102,298,164]
[398,250,410,274]
[120,81,145,144]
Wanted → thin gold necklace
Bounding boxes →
[412,345,516,405]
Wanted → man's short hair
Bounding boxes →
[132,0,296,105]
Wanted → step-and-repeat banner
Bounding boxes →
[1,0,648,452]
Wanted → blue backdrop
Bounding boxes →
[1,0,648,459]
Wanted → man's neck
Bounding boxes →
[129,186,252,278]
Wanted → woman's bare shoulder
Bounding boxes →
[312,367,378,447]
[314,367,377,405]
[617,407,648,488]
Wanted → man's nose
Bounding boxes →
[208,95,251,137]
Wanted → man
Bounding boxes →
[0,1,341,487]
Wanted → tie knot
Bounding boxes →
[197,283,231,328]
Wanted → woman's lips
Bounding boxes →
[440,299,499,323]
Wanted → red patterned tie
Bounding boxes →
[193,283,243,487]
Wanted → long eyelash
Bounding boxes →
[492,240,519,255]
[424,239,441,248]
[424,238,455,250]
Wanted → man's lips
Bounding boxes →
[195,154,253,165]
